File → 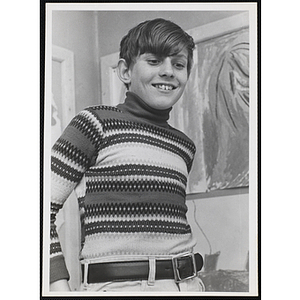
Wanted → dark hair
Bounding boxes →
[119,18,195,74]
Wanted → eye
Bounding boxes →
[174,61,186,70]
[147,59,161,65]
[175,63,184,69]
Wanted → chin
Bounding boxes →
[155,97,180,110]
[152,102,174,110]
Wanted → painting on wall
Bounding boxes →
[170,28,249,193]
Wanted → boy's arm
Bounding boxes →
[50,279,71,291]
[50,109,104,285]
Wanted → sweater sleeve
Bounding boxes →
[50,108,104,283]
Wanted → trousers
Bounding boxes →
[80,277,205,292]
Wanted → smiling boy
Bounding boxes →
[50,18,204,292]
[118,51,189,110]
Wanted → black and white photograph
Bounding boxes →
[42,1,259,297]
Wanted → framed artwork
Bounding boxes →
[176,22,249,193]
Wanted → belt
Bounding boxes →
[82,253,203,284]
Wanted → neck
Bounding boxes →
[117,92,172,128]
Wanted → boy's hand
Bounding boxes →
[50,279,71,291]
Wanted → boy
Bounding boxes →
[50,18,204,292]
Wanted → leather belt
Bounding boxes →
[82,253,203,284]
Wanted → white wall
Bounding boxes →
[52,11,101,112]
[187,192,249,270]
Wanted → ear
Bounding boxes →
[117,59,131,86]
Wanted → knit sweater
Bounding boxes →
[50,92,197,283]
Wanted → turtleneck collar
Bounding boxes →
[117,92,172,128]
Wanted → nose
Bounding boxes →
[159,58,174,78]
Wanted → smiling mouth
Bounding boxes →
[153,84,176,91]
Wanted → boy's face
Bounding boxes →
[126,49,189,110]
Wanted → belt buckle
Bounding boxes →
[172,253,197,283]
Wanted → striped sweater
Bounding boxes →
[50,92,197,283]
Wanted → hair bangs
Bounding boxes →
[138,29,188,58]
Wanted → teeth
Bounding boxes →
[155,84,174,91]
